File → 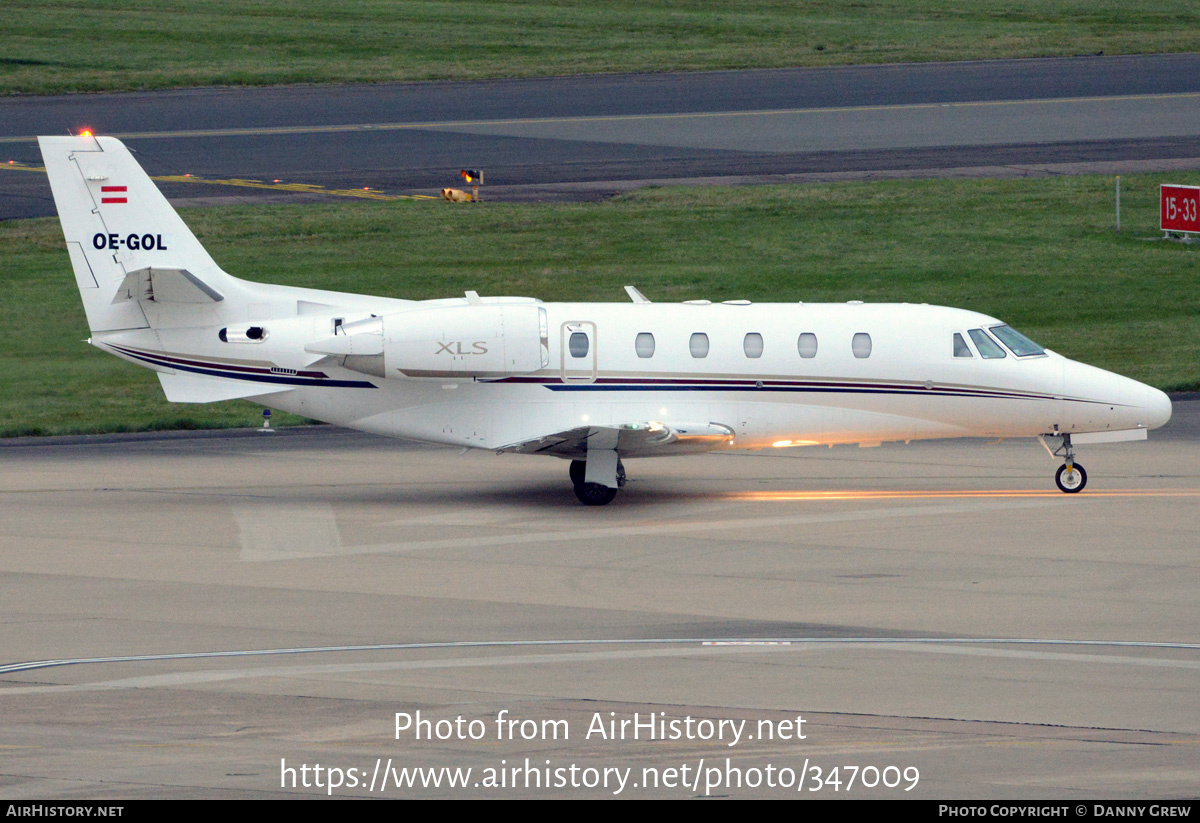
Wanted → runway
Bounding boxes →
[1,400,1197,798]
[4,53,1200,220]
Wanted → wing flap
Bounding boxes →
[499,421,735,458]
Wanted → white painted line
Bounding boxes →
[3,637,1197,685]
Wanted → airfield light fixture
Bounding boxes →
[452,169,484,202]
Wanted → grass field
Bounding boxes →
[1,174,1197,437]
[3,1,1200,95]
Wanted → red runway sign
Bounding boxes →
[1160,184,1200,234]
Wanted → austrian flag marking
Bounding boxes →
[100,185,127,204]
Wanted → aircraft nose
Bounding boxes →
[1143,385,1172,430]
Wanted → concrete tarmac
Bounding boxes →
[1,401,1197,798]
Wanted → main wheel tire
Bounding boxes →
[569,460,586,486]
[1055,462,1087,493]
[574,482,617,506]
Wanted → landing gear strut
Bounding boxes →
[1042,433,1087,493]
[569,459,625,506]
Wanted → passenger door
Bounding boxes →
[560,321,597,384]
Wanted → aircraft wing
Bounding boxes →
[498,421,735,459]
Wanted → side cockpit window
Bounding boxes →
[953,332,973,358]
[968,328,1006,359]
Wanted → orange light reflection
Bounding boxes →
[730,489,1200,502]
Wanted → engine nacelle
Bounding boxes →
[385,303,548,378]
[308,303,550,380]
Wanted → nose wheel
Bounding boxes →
[1055,462,1087,493]
[1042,433,1088,493]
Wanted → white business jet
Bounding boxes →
[39,135,1171,505]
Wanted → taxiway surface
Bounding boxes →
[1,401,1197,798]
[4,53,1200,220]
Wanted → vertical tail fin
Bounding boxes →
[39,135,232,333]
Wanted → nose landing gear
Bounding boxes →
[1041,433,1088,493]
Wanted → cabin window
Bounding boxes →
[635,332,655,358]
[990,325,1045,357]
[953,332,973,358]
[568,331,589,358]
[689,332,709,358]
[968,328,1006,359]
[743,333,764,358]
[852,332,872,359]
[797,332,818,358]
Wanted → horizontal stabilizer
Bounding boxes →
[112,267,224,305]
[157,371,293,404]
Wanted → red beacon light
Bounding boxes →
[79,129,93,138]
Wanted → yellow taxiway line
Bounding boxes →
[0,161,437,202]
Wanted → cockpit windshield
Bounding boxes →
[968,328,1006,359]
[989,325,1045,357]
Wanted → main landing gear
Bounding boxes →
[569,459,626,506]
[1042,433,1087,494]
